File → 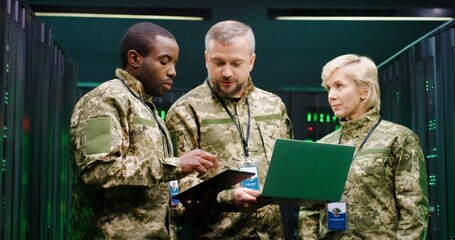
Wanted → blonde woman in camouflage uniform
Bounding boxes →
[165,20,293,239]
[298,54,429,239]
[69,22,219,239]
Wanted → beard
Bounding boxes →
[213,79,246,98]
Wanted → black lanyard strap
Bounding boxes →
[118,79,171,156]
[207,81,251,161]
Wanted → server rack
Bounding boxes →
[0,0,77,239]
[379,19,455,240]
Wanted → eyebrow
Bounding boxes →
[329,79,343,85]
[158,54,174,61]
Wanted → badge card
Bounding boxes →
[328,202,347,231]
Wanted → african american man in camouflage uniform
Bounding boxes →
[298,54,429,239]
[166,20,293,239]
[69,22,219,239]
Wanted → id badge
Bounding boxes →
[239,160,260,191]
[328,202,347,231]
[169,180,180,206]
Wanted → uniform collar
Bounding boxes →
[339,107,381,138]
[115,68,153,103]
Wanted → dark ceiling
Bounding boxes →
[25,0,455,91]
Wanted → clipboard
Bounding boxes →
[172,169,255,201]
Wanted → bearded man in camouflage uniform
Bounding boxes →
[69,22,219,239]
[165,20,293,239]
[298,54,429,239]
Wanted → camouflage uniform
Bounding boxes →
[70,68,182,240]
[165,79,293,239]
[297,108,429,240]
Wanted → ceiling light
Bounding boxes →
[30,5,211,21]
[268,8,454,21]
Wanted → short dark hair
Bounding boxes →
[120,22,176,68]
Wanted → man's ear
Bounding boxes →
[127,50,141,68]
[204,51,209,69]
[249,53,256,72]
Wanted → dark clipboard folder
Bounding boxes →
[172,169,255,201]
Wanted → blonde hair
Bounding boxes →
[321,54,381,111]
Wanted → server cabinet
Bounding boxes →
[379,19,455,240]
[440,25,455,240]
[1,0,77,239]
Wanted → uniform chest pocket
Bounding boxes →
[129,116,164,155]
[199,117,261,160]
[348,148,393,187]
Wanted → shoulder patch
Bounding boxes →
[254,113,281,121]
[86,117,112,154]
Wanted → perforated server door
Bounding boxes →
[379,53,412,128]
[1,0,77,239]
[380,20,455,240]
[409,35,447,240]
[1,1,27,239]
[441,26,455,239]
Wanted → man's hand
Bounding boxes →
[179,149,220,175]
[234,187,271,212]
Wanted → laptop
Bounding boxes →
[257,138,355,206]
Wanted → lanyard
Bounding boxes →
[207,81,252,162]
[339,118,382,158]
[118,79,171,156]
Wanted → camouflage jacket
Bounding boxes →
[69,68,182,240]
[165,79,293,239]
[298,108,429,240]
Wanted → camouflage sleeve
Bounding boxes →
[73,94,182,189]
[166,103,239,208]
[216,189,238,211]
[297,207,321,239]
[166,103,200,154]
[280,100,293,139]
[393,130,429,239]
[166,103,202,188]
